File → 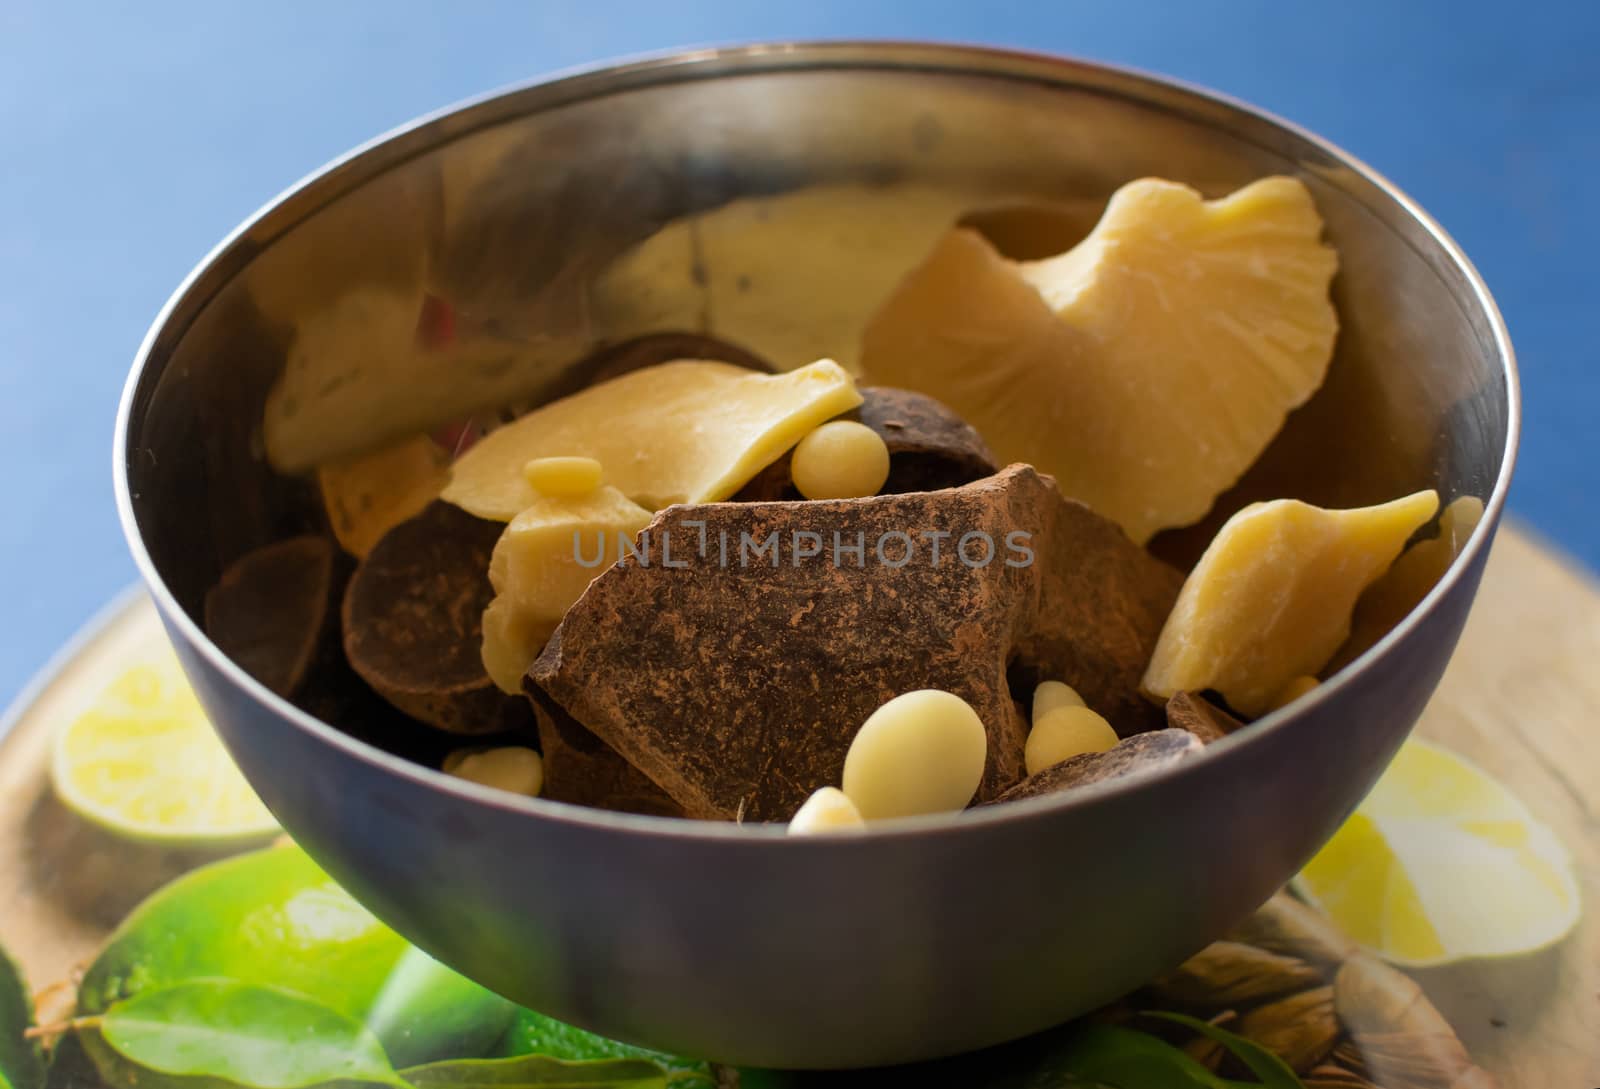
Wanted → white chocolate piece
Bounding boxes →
[479,597,554,696]
[443,746,544,797]
[317,435,450,559]
[1270,675,1321,711]
[1335,495,1485,668]
[480,485,653,694]
[842,690,987,820]
[790,421,890,500]
[443,359,863,520]
[787,786,866,835]
[860,178,1339,543]
[1024,705,1118,776]
[1142,490,1439,716]
[595,182,977,372]
[523,456,604,497]
[1031,680,1085,722]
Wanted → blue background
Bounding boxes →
[1,0,1595,702]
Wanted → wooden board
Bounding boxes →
[1402,526,1600,1084]
[1,526,1597,1084]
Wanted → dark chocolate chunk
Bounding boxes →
[532,464,1181,821]
[204,535,341,698]
[735,386,998,501]
[203,529,501,759]
[1165,691,1245,744]
[991,729,1202,805]
[528,692,684,817]
[858,386,999,494]
[343,500,517,734]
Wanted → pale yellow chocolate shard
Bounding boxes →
[317,435,450,559]
[861,177,1340,543]
[1331,495,1485,670]
[1142,490,1439,717]
[480,486,653,694]
[480,596,555,697]
[443,359,863,522]
[1268,675,1322,712]
[597,183,978,372]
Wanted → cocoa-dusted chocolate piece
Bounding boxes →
[990,728,1202,805]
[203,531,496,759]
[532,465,1181,820]
[529,693,684,817]
[858,386,999,494]
[1165,691,1245,744]
[343,500,518,734]
[204,535,342,699]
[736,386,998,501]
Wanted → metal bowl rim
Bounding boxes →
[112,38,1521,843]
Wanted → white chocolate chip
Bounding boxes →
[842,689,987,819]
[790,421,890,500]
[787,786,865,835]
[1032,680,1086,722]
[522,456,604,498]
[443,746,544,797]
[1024,705,1118,776]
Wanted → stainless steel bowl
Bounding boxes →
[115,42,1518,1068]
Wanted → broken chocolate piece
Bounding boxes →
[529,693,684,817]
[990,729,1201,805]
[1165,691,1245,744]
[444,359,860,520]
[532,465,1181,820]
[318,435,450,559]
[203,530,495,759]
[343,500,518,734]
[859,386,999,494]
[737,386,998,501]
[204,535,341,698]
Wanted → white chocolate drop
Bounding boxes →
[443,746,544,797]
[842,690,987,819]
[790,421,890,501]
[523,455,604,497]
[1031,680,1086,722]
[787,786,865,835]
[1024,706,1118,776]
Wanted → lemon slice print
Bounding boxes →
[1294,737,1580,966]
[50,634,277,845]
